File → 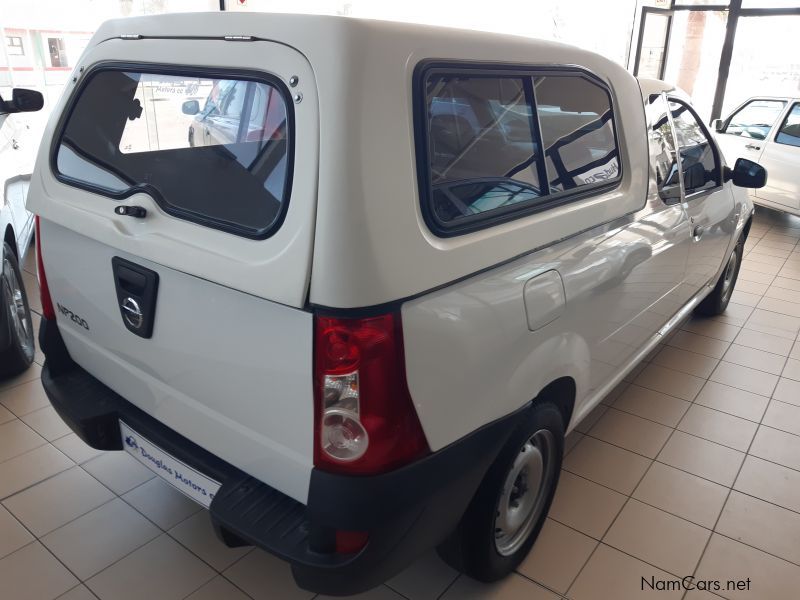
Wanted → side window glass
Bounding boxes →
[535,76,621,191]
[776,103,800,148]
[221,81,247,119]
[669,100,720,196]
[645,94,681,203]
[723,99,786,140]
[425,75,544,227]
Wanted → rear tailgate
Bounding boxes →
[28,34,319,502]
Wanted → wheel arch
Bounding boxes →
[3,224,17,259]
[532,376,576,432]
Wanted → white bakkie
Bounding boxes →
[28,12,760,595]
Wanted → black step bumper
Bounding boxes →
[38,317,519,595]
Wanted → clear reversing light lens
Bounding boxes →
[321,371,368,461]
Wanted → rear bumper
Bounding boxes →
[39,317,518,595]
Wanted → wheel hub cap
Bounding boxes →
[3,258,33,358]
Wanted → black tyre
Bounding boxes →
[439,401,564,581]
[0,242,35,378]
[694,236,744,317]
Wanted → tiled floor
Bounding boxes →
[2,207,800,600]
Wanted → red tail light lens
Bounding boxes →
[313,312,429,475]
[34,216,56,320]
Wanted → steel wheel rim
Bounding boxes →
[3,258,33,358]
[721,248,738,301]
[494,429,557,556]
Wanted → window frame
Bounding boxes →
[774,101,800,148]
[49,62,295,241]
[413,61,624,238]
[667,96,723,200]
[6,36,24,56]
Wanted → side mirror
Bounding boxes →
[182,99,200,115]
[711,119,724,133]
[1,88,44,113]
[724,158,767,189]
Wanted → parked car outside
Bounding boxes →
[1,87,42,378]
[713,97,800,216]
[27,14,762,595]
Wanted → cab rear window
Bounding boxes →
[53,68,292,239]
[416,65,621,236]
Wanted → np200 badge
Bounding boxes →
[56,303,90,330]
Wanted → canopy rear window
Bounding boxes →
[53,68,293,239]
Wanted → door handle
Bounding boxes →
[11,138,19,150]
[745,143,761,151]
[693,225,705,239]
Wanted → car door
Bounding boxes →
[715,98,786,167]
[669,98,736,292]
[756,101,800,211]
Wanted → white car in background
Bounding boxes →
[0,87,43,378]
[713,97,800,216]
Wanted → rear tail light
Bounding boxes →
[313,312,429,475]
[34,216,56,320]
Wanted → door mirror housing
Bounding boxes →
[182,99,200,115]
[711,118,724,133]
[1,88,44,114]
[724,158,767,189]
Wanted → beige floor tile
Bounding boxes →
[744,309,800,340]
[224,549,314,600]
[517,518,596,593]
[709,361,779,397]
[0,504,34,559]
[19,405,72,441]
[729,290,761,307]
[51,433,105,465]
[734,455,800,514]
[0,403,15,424]
[750,425,800,471]
[57,584,100,600]
[441,573,558,600]
[588,408,672,459]
[0,379,50,417]
[667,330,731,359]
[744,252,786,266]
[3,466,114,537]
[712,302,753,327]
[0,364,42,395]
[759,297,800,319]
[717,491,800,565]
[682,319,741,342]
[652,346,720,379]
[612,384,690,427]
[0,542,78,600]
[42,498,160,579]
[739,268,776,285]
[696,534,800,600]
[762,399,800,436]
[634,363,705,401]
[0,444,73,499]
[734,279,769,295]
[563,436,651,494]
[722,344,787,376]
[548,471,627,539]
[0,419,46,462]
[792,341,800,360]
[764,285,800,303]
[81,451,154,495]
[185,576,250,600]
[633,461,728,529]
[564,431,584,456]
[169,510,250,571]
[573,403,608,434]
[569,543,683,599]
[783,358,800,381]
[772,276,800,291]
[604,499,710,575]
[694,381,769,422]
[657,431,745,487]
[677,405,757,452]
[86,534,216,600]
[122,477,201,530]
[388,550,458,600]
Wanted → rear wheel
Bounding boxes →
[0,242,35,378]
[694,237,743,317]
[439,401,564,581]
